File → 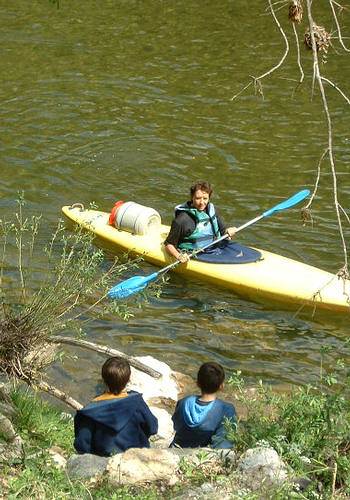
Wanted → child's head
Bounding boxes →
[101,357,131,394]
[197,362,225,395]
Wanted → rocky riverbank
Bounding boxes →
[0,355,319,499]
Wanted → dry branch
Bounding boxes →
[304,148,328,210]
[305,0,349,273]
[51,336,162,379]
[231,0,289,100]
[292,22,304,85]
[33,380,82,410]
[329,0,350,52]
[320,76,350,105]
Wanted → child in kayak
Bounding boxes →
[164,180,261,265]
[164,181,237,263]
[171,362,236,449]
[74,357,158,456]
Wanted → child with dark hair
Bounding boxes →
[171,362,236,449]
[74,357,158,457]
[164,181,237,263]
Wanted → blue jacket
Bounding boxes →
[171,395,236,449]
[74,391,158,457]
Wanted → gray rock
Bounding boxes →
[48,446,67,469]
[173,483,232,500]
[0,415,16,441]
[107,448,180,485]
[0,436,24,463]
[200,482,216,494]
[0,383,11,403]
[148,406,174,448]
[66,453,109,479]
[0,402,16,419]
[237,446,288,491]
[292,476,313,493]
[0,390,24,464]
[128,356,180,402]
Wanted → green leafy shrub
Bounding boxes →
[0,195,140,382]
[227,350,350,497]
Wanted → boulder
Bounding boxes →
[0,389,24,464]
[0,414,16,441]
[173,482,232,500]
[237,446,288,491]
[128,356,180,402]
[66,453,109,479]
[0,382,12,402]
[107,448,180,485]
[65,447,236,484]
[0,402,16,419]
[0,435,24,463]
[149,406,174,448]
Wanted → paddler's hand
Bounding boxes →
[226,227,237,240]
[177,252,190,263]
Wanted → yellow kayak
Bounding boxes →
[62,204,350,314]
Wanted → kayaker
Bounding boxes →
[170,362,237,448]
[164,180,237,263]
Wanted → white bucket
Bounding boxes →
[115,201,161,235]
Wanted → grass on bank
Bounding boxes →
[2,353,350,500]
[1,390,235,499]
[227,346,350,498]
[2,387,161,499]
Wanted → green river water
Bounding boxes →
[0,1,349,403]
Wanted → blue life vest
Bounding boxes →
[175,202,221,251]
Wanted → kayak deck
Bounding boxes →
[62,205,350,314]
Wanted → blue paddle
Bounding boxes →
[108,189,310,300]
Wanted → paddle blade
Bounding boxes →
[108,272,159,300]
[263,189,310,217]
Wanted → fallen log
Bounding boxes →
[33,380,82,410]
[51,336,162,379]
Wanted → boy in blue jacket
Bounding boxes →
[74,357,158,457]
[171,362,236,449]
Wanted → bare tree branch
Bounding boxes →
[339,203,350,225]
[320,76,350,104]
[231,0,289,100]
[329,0,350,51]
[305,148,328,209]
[292,22,305,85]
[257,0,290,79]
[51,336,162,379]
[306,0,349,272]
[33,380,82,410]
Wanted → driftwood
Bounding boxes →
[51,336,162,379]
[33,380,83,410]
